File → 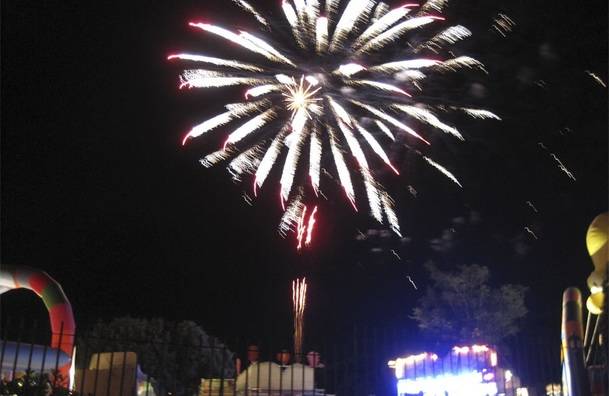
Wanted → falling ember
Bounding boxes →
[525,226,539,240]
[170,0,500,243]
[305,206,318,246]
[296,205,318,249]
[585,70,607,88]
[292,277,307,362]
[296,205,308,250]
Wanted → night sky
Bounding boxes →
[2,0,607,348]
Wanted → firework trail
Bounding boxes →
[170,0,499,245]
[292,277,307,361]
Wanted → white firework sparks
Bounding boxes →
[171,0,498,245]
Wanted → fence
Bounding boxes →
[0,318,577,396]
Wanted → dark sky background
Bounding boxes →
[1,0,607,350]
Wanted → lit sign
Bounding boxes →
[396,371,498,396]
[390,345,500,396]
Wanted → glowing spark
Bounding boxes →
[362,168,383,222]
[492,13,515,37]
[228,143,266,181]
[280,109,309,201]
[305,75,320,86]
[179,69,268,89]
[352,101,430,144]
[255,125,291,189]
[276,73,296,85]
[239,31,296,66]
[336,63,367,77]
[200,147,235,168]
[325,0,340,19]
[423,156,462,187]
[351,80,412,96]
[356,16,442,54]
[183,111,233,145]
[225,109,276,146]
[279,191,305,237]
[297,205,308,249]
[353,120,399,174]
[585,70,607,88]
[316,17,329,53]
[370,59,440,73]
[328,96,353,126]
[381,191,402,236]
[459,108,501,120]
[394,105,463,140]
[372,2,390,21]
[283,1,307,48]
[525,226,538,240]
[407,275,418,290]
[329,127,357,209]
[421,0,447,12]
[190,23,280,62]
[283,1,298,27]
[550,153,576,181]
[168,53,264,72]
[243,192,254,206]
[245,84,281,98]
[417,25,472,52]
[294,0,306,20]
[353,5,413,49]
[305,206,318,246]
[335,117,385,221]
[309,125,322,193]
[233,0,269,27]
[441,56,487,73]
[329,0,375,53]
[375,120,395,140]
[391,249,402,260]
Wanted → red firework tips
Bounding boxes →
[182,133,192,146]
[296,205,318,250]
[305,206,318,246]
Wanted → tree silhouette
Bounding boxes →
[412,262,528,345]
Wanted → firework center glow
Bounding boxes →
[283,75,322,120]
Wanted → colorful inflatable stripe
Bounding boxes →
[0,265,75,364]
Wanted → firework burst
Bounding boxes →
[170,0,499,246]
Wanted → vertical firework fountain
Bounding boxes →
[292,277,307,362]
